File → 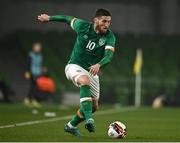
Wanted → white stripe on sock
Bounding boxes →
[80,97,92,102]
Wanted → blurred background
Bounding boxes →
[0,0,180,107]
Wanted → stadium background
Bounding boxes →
[0,0,180,106]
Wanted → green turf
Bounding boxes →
[0,104,180,142]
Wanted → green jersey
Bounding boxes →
[68,18,116,71]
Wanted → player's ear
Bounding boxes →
[94,17,98,23]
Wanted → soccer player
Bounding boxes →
[37,8,116,137]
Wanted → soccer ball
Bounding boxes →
[107,121,127,138]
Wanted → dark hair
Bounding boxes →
[95,8,111,17]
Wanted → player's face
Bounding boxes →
[94,16,111,34]
[33,43,42,53]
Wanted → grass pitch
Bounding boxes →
[0,104,180,142]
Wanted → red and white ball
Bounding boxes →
[107,121,127,138]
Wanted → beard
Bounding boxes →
[96,25,108,34]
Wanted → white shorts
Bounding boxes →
[65,64,100,99]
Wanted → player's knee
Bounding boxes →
[78,75,90,85]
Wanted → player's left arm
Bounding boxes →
[89,48,115,75]
[99,47,115,66]
[89,33,116,75]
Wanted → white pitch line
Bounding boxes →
[0,107,135,129]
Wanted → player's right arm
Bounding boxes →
[37,14,89,33]
[38,14,74,24]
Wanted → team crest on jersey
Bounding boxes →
[99,38,105,46]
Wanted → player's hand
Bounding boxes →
[37,14,50,22]
[89,64,101,76]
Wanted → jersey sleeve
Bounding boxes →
[70,18,89,33]
[105,32,116,51]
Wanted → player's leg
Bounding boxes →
[69,99,98,127]
[84,74,100,132]
[64,75,93,136]
[64,64,93,135]
[71,74,100,132]
[77,75,95,132]
[65,64,94,121]
[65,100,97,136]
[84,98,99,132]
[69,108,85,127]
[67,73,93,124]
[64,64,100,133]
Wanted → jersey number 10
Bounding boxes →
[86,40,96,50]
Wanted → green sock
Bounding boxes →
[70,115,85,127]
[80,85,93,121]
[70,109,85,127]
[69,106,97,127]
